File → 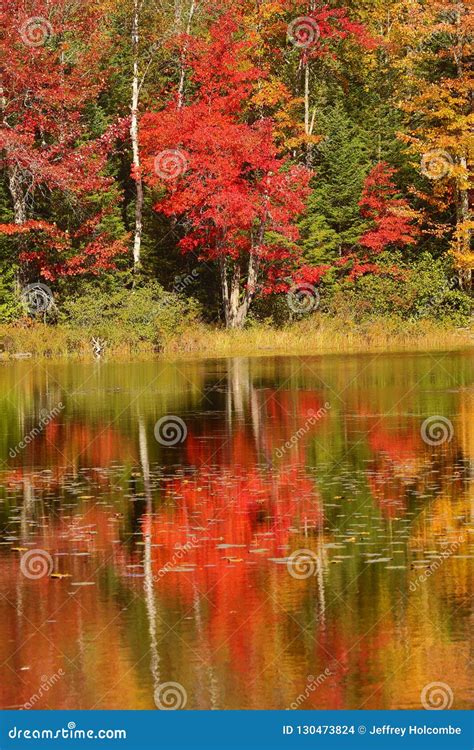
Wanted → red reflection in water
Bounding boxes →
[0,376,470,710]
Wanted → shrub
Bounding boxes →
[59,281,201,347]
[0,262,23,322]
[324,254,472,326]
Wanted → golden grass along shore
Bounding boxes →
[0,317,472,362]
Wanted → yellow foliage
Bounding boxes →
[450,220,474,270]
[257,1,285,21]
[251,79,292,107]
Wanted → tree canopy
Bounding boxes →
[0,0,472,328]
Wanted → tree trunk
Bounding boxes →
[219,208,266,329]
[7,164,27,224]
[131,0,143,271]
[304,61,310,137]
[1,78,27,225]
[138,416,161,697]
[2,79,29,289]
[454,6,472,290]
[303,60,316,167]
[177,0,195,109]
[130,0,196,270]
[456,156,471,289]
[220,252,259,329]
[220,258,241,329]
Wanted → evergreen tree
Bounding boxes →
[300,102,371,263]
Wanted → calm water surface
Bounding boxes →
[0,351,472,710]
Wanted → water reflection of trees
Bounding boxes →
[0,357,472,709]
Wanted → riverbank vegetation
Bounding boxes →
[0,320,472,361]
[1,0,472,351]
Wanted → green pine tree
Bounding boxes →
[300,102,371,263]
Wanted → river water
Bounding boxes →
[0,351,472,709]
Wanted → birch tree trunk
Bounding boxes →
[453,8,472,290]
[456,155,471,289]
[131,0,143,271]
[7,165,27,225]
[1,77,28,291]
[219,251,260,329]
[1,79,27,225]
[177,0,195,109]
[219,203,267,328]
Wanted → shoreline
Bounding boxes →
[0,318,472,363]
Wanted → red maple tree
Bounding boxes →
[0,0,128,280]
[141,13,312,328]
[359,162,418,255]
[333,162,418,282]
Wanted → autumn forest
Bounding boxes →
[0,0,472,354]
[0,0,473,716]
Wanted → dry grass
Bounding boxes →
[164,318,473,359]
[0,317,472,363]
[0,325,156,361]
